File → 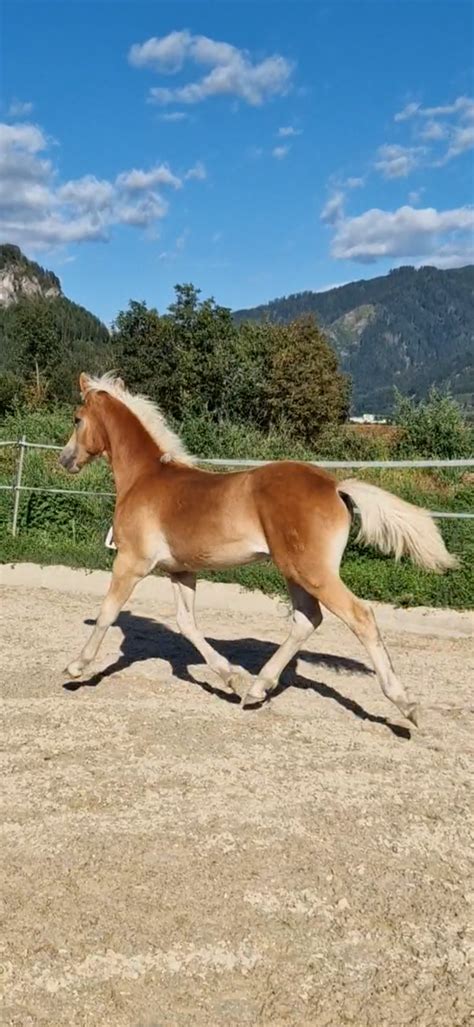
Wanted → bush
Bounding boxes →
[315,424,391,461]
[178,411,312,461]
[0,373,25,415]
[394,388,473,459]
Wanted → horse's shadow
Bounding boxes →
[63,610,410,739]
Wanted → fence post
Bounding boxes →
[12,435,26,536]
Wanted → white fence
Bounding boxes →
[1,437,473,536]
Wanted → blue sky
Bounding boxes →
[2,1,473,325]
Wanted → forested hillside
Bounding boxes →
[1,246,472,423]
[234,265,474,414]
[0,245,111,407]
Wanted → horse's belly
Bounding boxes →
[202,540,270,569]
[175,538,270,572]
[150,532,183,573]
[148,524,270,573]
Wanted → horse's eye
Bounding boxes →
[74,417,82,427]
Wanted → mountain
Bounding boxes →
[0,244,110,376]
[0,244,62,305]
[0,245,111,408]
[234,265,474,415]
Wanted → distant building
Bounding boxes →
[350,413,388,424]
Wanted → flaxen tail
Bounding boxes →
[338,479,459,574]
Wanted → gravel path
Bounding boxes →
[1,564,473,1026]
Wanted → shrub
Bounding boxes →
[394,388,473,459]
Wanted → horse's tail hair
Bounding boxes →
[337,479,459,574]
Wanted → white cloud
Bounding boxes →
[58,175,115,210]
[160,111,189,122]
[395,97,474,121]
[415,246,474,269]
[319,178,364,228]
[116,194,168,226]
[321,97,474,268]
[394,102,421,122]
[374,144,423,179]
[331,204,474,264]
[408,188,424,205]
[8,99,34,118]
[345,176,365,188]
[272,145,290,160]
[440,124,474,162]
[419,119,446,141]
[421,96,474,119]
[0,122,47,153]
[185,160,207,181]
[0,120,203,251]
[394,95,474,163]
[320,191,345,225]
[129,30,192,73]
[116,164,182,190]
[0,124,54,223]
[130,31,293,107]
[277,126,301,137]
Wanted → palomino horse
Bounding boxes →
[60,373,458,725]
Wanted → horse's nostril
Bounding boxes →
[59,450,73,470]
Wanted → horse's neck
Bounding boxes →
[100,398,162,496]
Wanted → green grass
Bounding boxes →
[1,525,472,609]
[1,409,473,609]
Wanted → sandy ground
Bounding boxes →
[0,563,473,1027]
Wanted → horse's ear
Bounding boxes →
[79,372,90,399]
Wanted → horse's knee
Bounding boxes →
[350,598,377,639]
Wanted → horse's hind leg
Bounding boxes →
[65,552,145,678]
[240,582,322,705]
[311,574,418,725]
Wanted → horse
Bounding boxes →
[59,372,458,725]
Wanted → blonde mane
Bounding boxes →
[84,372,194,465]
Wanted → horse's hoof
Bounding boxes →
[65,661,83,679]
[226,668,251,696]
[241,679,270,708]
[406,703,419,727]
[399,701,419,727]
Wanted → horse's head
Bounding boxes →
[59,372,112,473]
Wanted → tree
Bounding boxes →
[113,287,241,423]
[15,301,62,377]
[166,284,239,419]
[394,388,473,458]
[267,316,351,442]
[112,300,176,408]
[226,320,278,427]
[0,292,110,405]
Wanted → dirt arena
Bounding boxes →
[1,563,473,1026]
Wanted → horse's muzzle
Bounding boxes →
[59,447,79,473]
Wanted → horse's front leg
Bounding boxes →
[171,572,243,691]
[65,552,145,678]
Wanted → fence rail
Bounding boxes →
[1,438,473,536]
